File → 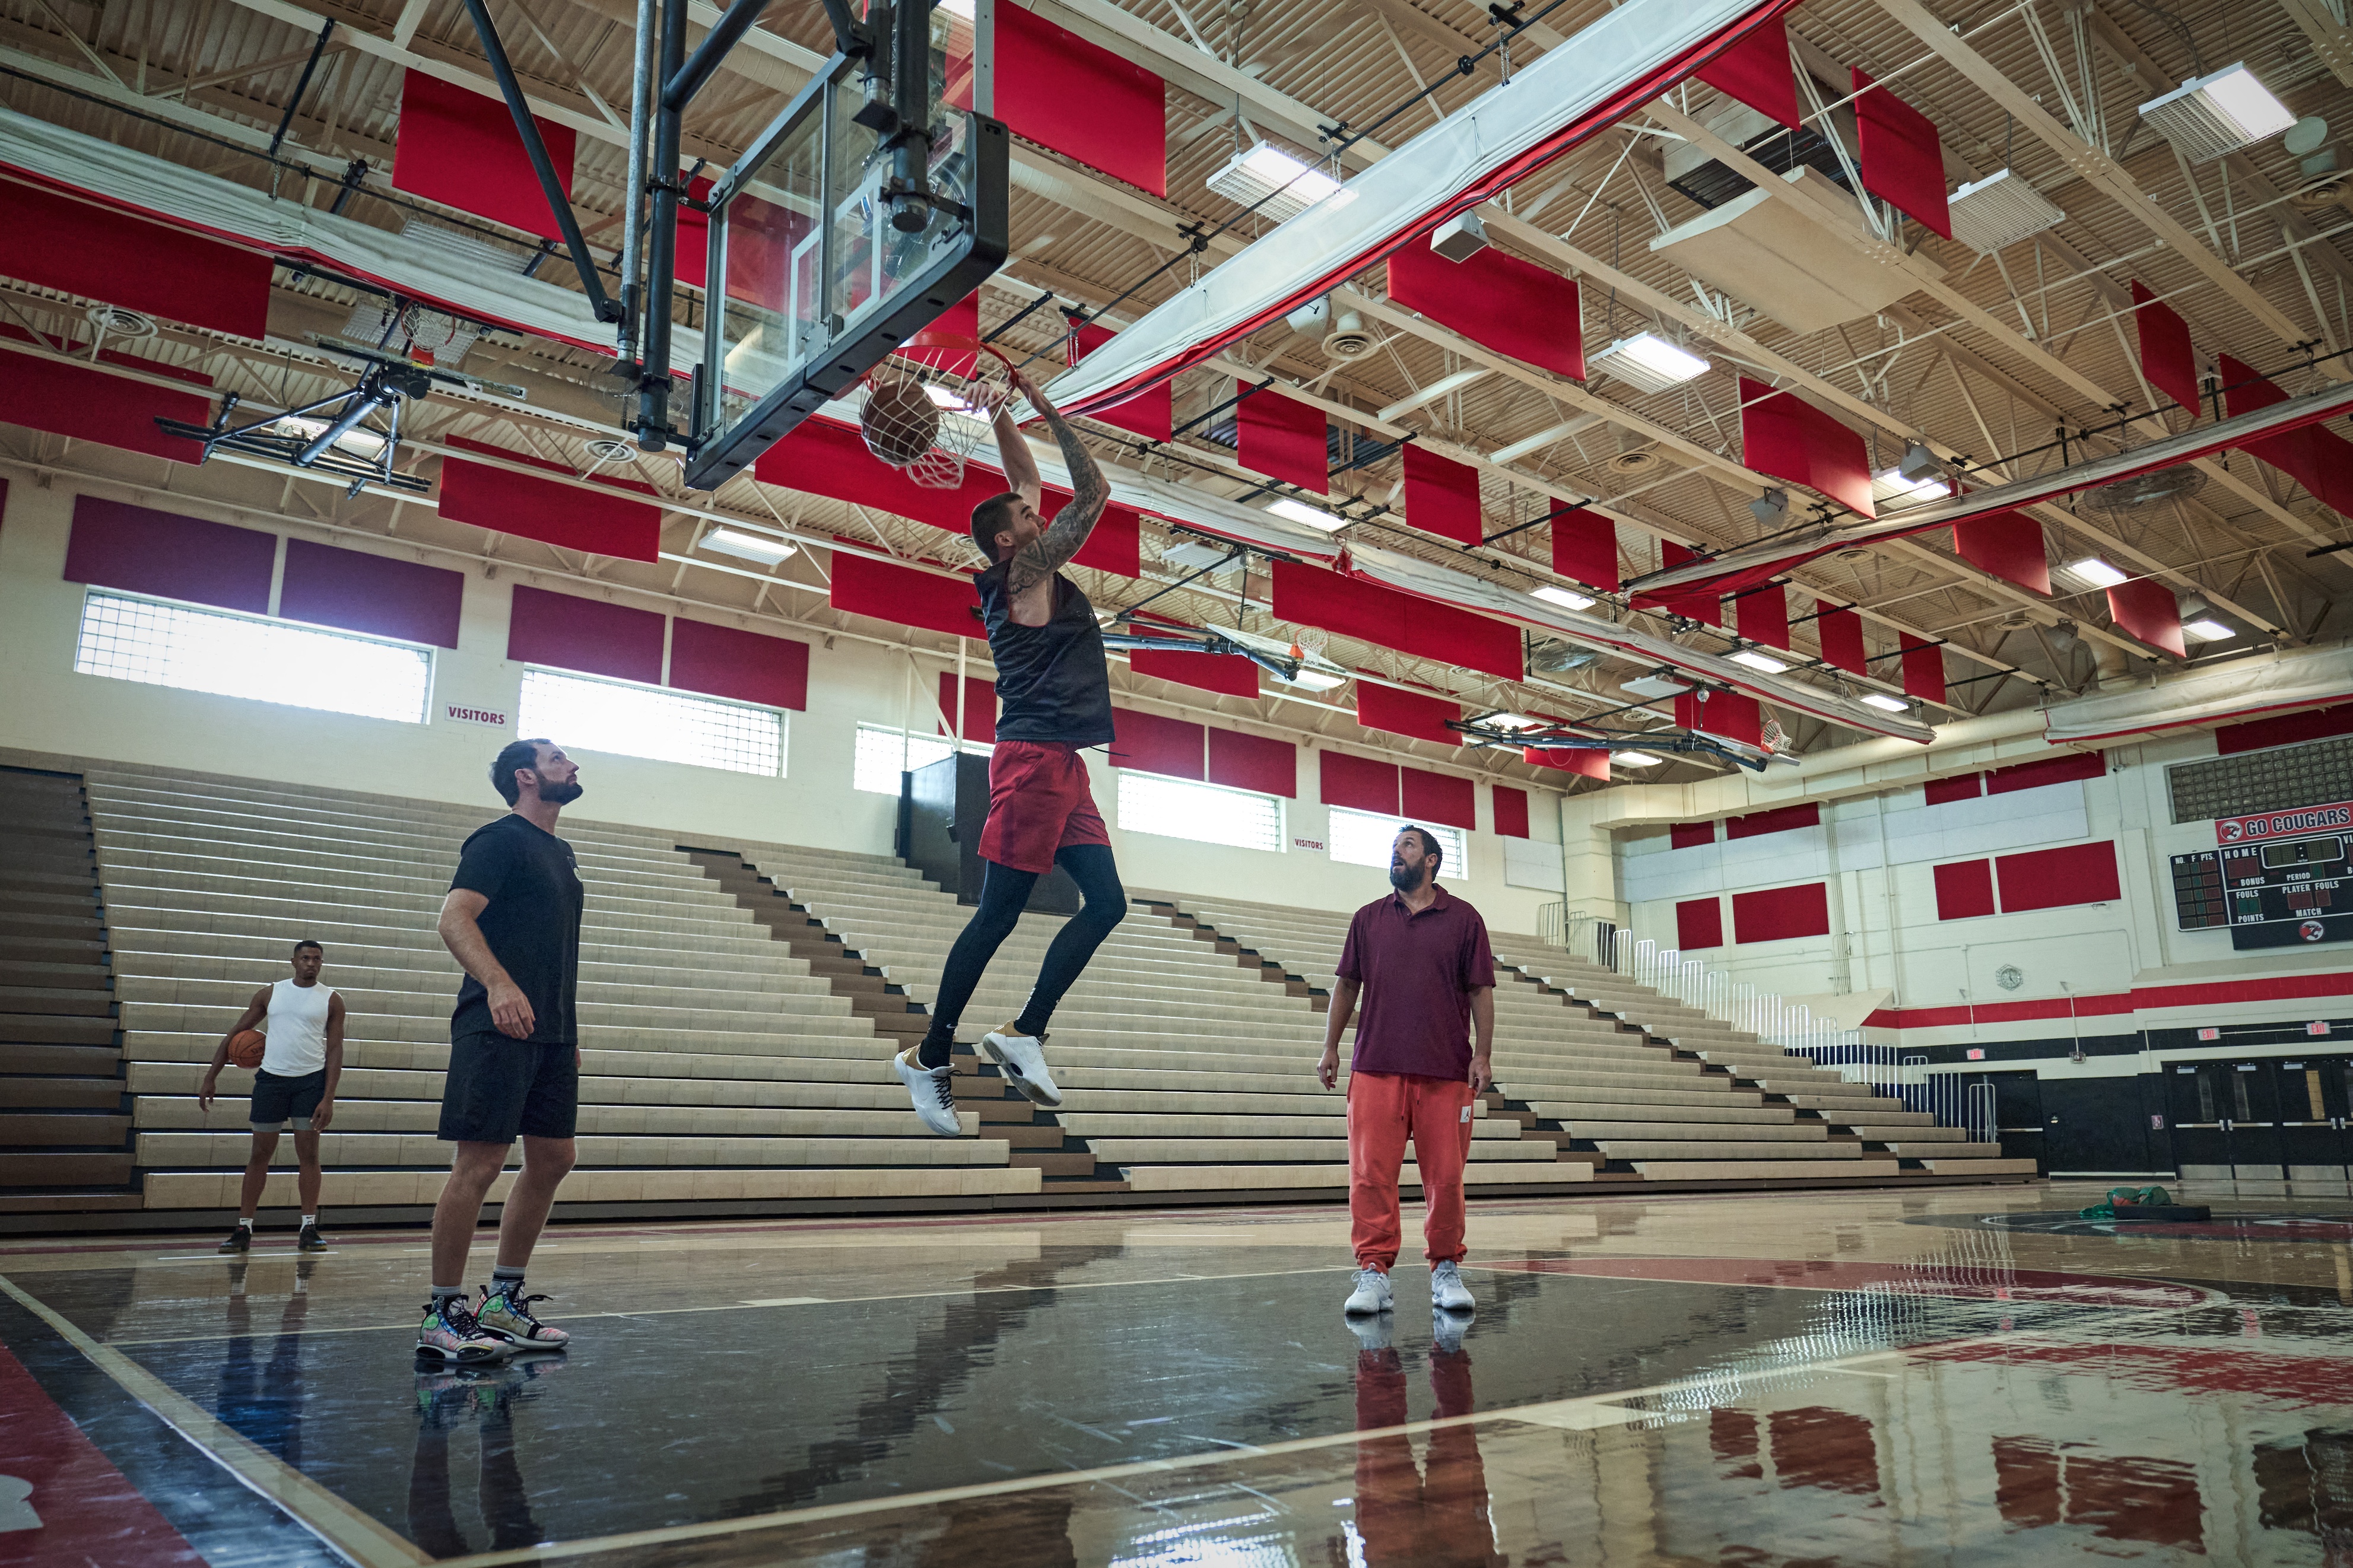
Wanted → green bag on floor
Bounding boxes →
[2079,1184,2171,1220]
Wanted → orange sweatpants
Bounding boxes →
[1347,1069,1474,1271]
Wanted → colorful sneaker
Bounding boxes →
[297,1222,328,1252]
[1430,1260,1475,1313]
[476,1285,570,1351]
[894,1045,963,1136]
[416,1296,510,1365]
[979,1022,1063,1108]
[217,1223,252,1254]
[1344,1267,1394,1316]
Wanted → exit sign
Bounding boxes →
[1965,1048,1985,1061]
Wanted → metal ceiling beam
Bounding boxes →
[2273,0,2353,90]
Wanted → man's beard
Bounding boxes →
[1388,861,1421,892]
[538,779,585,805]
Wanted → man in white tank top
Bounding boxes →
[199,940,345,1252]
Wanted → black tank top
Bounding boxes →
[976,564,1116,746]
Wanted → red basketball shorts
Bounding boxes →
[979,741,1111,874]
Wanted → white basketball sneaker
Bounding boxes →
[1430,1260,1475,1312]
[1343,1267,1394,1316]
[893,1045,963,1136]
[979,1022,1063,1108]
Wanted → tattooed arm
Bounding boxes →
[1002,368,1110,598]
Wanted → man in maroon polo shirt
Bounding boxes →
[1317,824,1496,1318]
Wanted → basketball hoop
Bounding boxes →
[858,330,1018,489]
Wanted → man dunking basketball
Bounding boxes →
[895,366,1122,1134]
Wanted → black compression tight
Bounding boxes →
[916,844,1125,1067]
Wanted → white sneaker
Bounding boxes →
[894,1045,963,1136]
[1347,1315,1395,1353]
[1343,1267,1394,1316]
[979,1022,1063,1108]
[1431,1311,1469,1354]
[1431,1260,1475,1312]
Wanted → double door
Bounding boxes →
[2164,1057,2353,1181]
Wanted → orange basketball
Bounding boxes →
[860,376,942,467]
[227,1029,266,1070]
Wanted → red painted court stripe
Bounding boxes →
[0,1344,205,1565]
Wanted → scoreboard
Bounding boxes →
[2170,832,2351,949]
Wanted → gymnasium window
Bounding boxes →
[853,722,989,795]
[1114,771,1284,854]
[517,668,783,777]
[74,589,431,724]
[1327,807,1468,881]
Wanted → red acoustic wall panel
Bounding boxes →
[1901,642,1947,704]
[1986,751,2103,795]
[1658,542,1723,626]
[1551,506,1620,593]
[2221,354,2353,516]
[1208,727,1295,797]
[1815,600,1869,675]
[1525,746,1608,778]
[1402,444,1484,546]
[1072,322,1173,443]
[1726,802,1818,841]
[1995,841,2121,912]
[63,495,275,612]
[1235,384,1328,492]
[1676,689,1762,746]
[830,554,984,640]
[1671,822,1716,850]
[1925,775,1983,806]
[995,2,1166,197]
[672,619,809,710]
[1731,881,1830,943]
[936,672,997,742]
[440,459,661,562]
[1736,584,1790,650]
[1954,510,2050,595]
[393,70,576,241]
[1388,238,1584,381]
[1357,682,1462,747]
[1400,765,1475,831]
[1320,750,1400,814]
[1697,14,1798,127]
[1492,784,1530,839]
[507,584,662,683]
[1676,897,1724,950]
[1272,561,1522,682]
[2132,282,2200,412]
[279,538,463,647]
[2106,576,2185,658]
[2217,701,2353,755]
[0,186,270,339]
[0,348,210,463]
[1933,858,1996,920]
[1852,69,1951,240]
[1129,645,1260,698]
[1741,379,1875,517]
[1110,707,1206,780]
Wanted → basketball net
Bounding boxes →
[401,304,464,367]
[858,330,1017,489]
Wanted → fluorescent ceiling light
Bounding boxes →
[274,415,385,457]
[699,527,797,565]
[1376,368,1488,423]
[1265,497,1348,531]
[1206,143,1347,224]
[1530,584,1596,611]
[922,383,986,415]
[1873,468,1951,504]
[1278,667,1348,692]
[1612,750,1662,766]
[1946,168,2065,254]
[2138,63,2296,164]
[2060,556,2129,589]
[1620,674,1691,700]
[1728,649,1789,673]
[1589,332,1711,395]
[2183,617,2237,642]
[1479,712,1547,731]
[1859,692,1910,713]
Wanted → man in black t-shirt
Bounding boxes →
[418,737,585,1364]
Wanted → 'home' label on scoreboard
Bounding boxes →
[2216,800,2353,844]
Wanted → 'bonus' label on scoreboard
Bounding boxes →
[2214,800,2353,845]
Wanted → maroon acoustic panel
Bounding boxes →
[1675,896,1723,950]
[1676,689,1761,746]
[0,348,211,464]
[439,458,661,562]
[1657,542,1723,625]
[1071,322,1173,442]
[1492,784,1530,839]
[1670,821,1715,850]
[669,618,808,710]
[63,495,275,613]
[1954,510,2050,595]
[1110,707,1206,780]
[1357,682,1462,747]
[1234,383,1328,492]
[1320,750,1400,814]
[279,538,463,648]
[0,185,271,340]
[1272,560,1523,682]
[673,174,715,291]
[1815,600,1869,675]
[1697,13,1798,127]
[2217,701,2353,755]
[1525,746,1608,779]
[2106,576,2184,658]
[1387,238,1584,381]
[1985,751,2103,796]
[506,584,662,683]
[393,69,577,241]
[1550,505,1620,593]
[1401,444,1484,546]
[1208,727,1295,797]
[1731,881,1830,943]
[1995,841,2121,912]
[1852,69,1950,240]
[2132,282,2200,412]
[1736,584,1789,650]
[1740,379,1875,517]
[1129,645,1260,698]
[830,554,985,640]
[1933,858,1996,920]
[2219,354,2353,517]
[1924,774,1983,806]
[1400,765,1475,831]
[994,2,1166,197]
[937,672,996,741]
[1725,802,1818,841]
[1901,643,1947,704]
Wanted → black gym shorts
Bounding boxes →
[437,1032,580,1143]
[250,1068,328,1131]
